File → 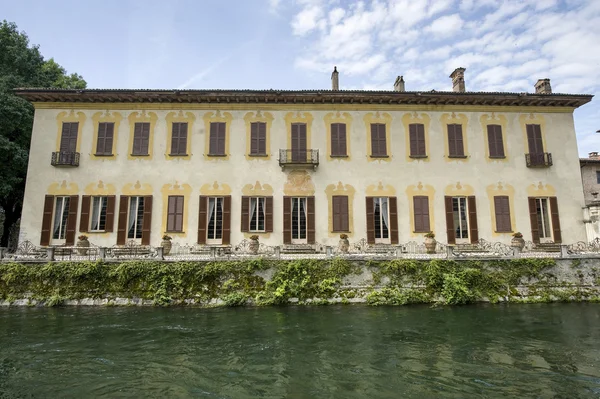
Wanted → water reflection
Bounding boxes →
[1,304,600,398]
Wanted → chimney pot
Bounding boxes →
[331,66,339,91]
[589,151,599,159]
[535,78,552,94]
[450,67,466,93]
[394,76,405,92]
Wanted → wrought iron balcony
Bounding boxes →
[51,151,80,167]
[525,152,552,168]
[278,149,319,169]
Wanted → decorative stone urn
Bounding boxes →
[249,235,259,254]
[161,235,172,256]
[424,232,436,254]
[339,234,350,253]
[76,235,90,255]
[511,233,525,250]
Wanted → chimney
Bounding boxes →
[450,67,466,93]
[394,76,405,92]
[535,78,552,94]
[589,152,599,160]
[331,66,339,91]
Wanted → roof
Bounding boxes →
[580,158,600,164]
[13,88,593,108]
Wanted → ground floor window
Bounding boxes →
[373,197,389,243]
[452,197,469,241]
[249,197,265,232]
[90,196,107,232]
[127,196,145,239]
[535,198,552,239]
[207,197,224,243]
[291,197,307,242]
[52,196,70,239]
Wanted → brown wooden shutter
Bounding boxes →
[209,123,217,155]
[494,196,511,232]
[171,123,187,155]
[79,195,91,233]
[527,124,544,154]
[222,196,231,245]
[96,123,106,155]
[528,197,540,244]
[141,196,152,245]
[366,197,375,244]
[117,196,129,245]
[448,124,464,157]
[40,195,54,246]
[167,196,175,232]
[141,123,150,154]
[388,196,399,244]
[549,197,562,243]
[413,196,430,233]
[219,122,226,155]
[198,196,208,244]
[258,122,266,155]
[171,123,179,155]
[65,195,79,245]
[332,195,349,232]
[370,124,379,156]
[338,124,347,156]
[283,196,292,244]
[167,196,184,232]
[133,123,142,155]
[60,122,78,153]
[409,124,425,157]
[417,124,426,156]
[307,196,315,243]
[265,196,273,233]
[467,196,478,243]
[487,125,504,158]
[241,196,250,232]
[444,196,456,244]
[105,195,116,232]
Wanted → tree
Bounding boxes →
[0,20,87,248]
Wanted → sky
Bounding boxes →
[2,0,599,155]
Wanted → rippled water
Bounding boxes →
[1,304,600,398]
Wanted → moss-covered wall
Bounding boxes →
[1,258,599,307]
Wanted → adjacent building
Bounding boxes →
[15,68,593,249]
[581,152,600,241]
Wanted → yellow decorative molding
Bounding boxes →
[406,182,436,237]
[325,182,356,237]
[55,110,86,152]
[527,181,556,197]
[34,102,578,114]
[165,111,196,160]
[480,113,509,163]
[402,112,431,162]
[90,111,123,160]
[366,182,396,197]
[444,182,475,196]
[203,111,233,160]
[200,181,232,196]
[441,112,469,162]
[519,113,548,153]
[486,182,516,237]
[47,180,79,195]
[363,112,392,162]
[324,112,353,161]
[243,111,274,161]
[242,181,274,196]
[127,111,158,160]
[283,170,315,196]
[160,182,192,237]
[83,181,117,195]
[284,112,313,149]
[122,181,153,196]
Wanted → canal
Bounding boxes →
[1,304,599,398]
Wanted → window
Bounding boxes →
[52,196,70,239]
[132,122,150,155]
[209,122,226,156]
[535,198,552,239]
[127,197,145,239]
[250,122,266,156]
[332,195,349,232]
[447,124,465,157]
[487,125,505,158]
[90,196,108,232]
[167,196,184,232]
[493,196,511,232]
[370,124,387,157]
[291,197,308,241]
[96,122,114,156]
[249,197,266,232]
[373,197,390,242]
[452,197,469,240]
[596,171,600,184]
[526,124,544,154]
[207,197,224,241]
[331,123,347,157]
[59,122,78,153]
[409,124,426,157]
[413,196,430,232]
[170,122,188,156]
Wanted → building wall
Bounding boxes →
[19,103,587,247]
[581,163,600,205]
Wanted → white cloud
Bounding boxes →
[427,13,464,35]
[291,4,324,35]
[268,0,281,14]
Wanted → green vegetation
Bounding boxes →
[0,258,597,307]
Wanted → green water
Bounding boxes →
[1,304,599,398]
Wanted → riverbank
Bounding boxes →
[1,258,599,306]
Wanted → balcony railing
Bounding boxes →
[51,151,80,167]
[525,152,552,168]
[278,149,319,169]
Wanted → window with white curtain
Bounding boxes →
[249,197,265,232]
[207,197,224,241]
[90,196,107,231]
[52,196,70,239]
[127,196,145,239]
[373,197,389,242]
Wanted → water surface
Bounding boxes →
[1,304,600,398]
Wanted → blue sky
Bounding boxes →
[3,0,599,155]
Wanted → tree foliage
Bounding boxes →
[0,20,87,247]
